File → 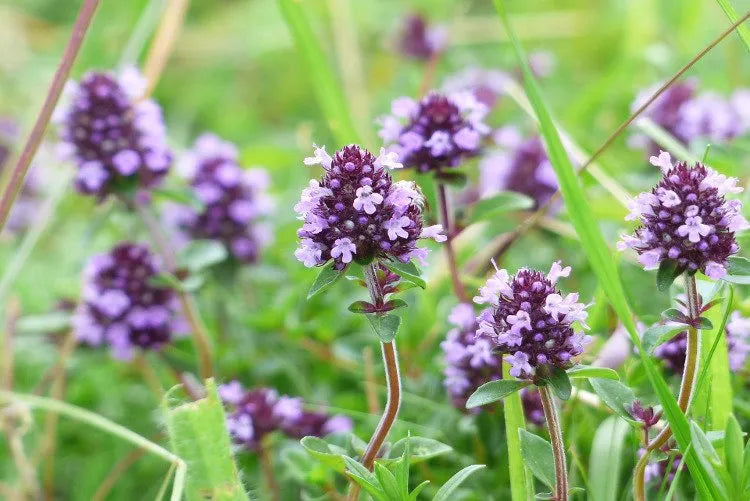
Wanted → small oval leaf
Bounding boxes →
[382,260,426,289]
[366,314,401,343]
[307,261,344,300]
[466,379,531,409]
[519,429,556,490]
[566,365,620,381]
[642,324,686,353]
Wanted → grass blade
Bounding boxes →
[714,1,750,51]
[588,416,630,501]
[503,364,535,501]
[492,3,724,499]
[277,0,360,145]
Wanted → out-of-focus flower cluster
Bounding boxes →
[218,380,352,452]
[474,261,591,379]
[397,13,446,60]
[295,143,444,270]
[379,92,489,173]
[630,80,750,154]
[441,303,502,410]
[55,67,172,199]
[0,118,42,233]
[478,126,558,208]
[172,134,273,264]
[618,151,748,279]
[73,242,184,359]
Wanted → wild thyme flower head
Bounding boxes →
[618,151,748,279]
[294,144,444,270]
[174,134,273,263]
[218,381,351,452]
[479,127,557,207]
[441,303,502,410]
[56,67,172,199]
[73,243,183,359]
[474,261,591,379]
[378,92,489,173]
[398,14,446,60]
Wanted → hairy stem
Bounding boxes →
[539,386,568,501]
[348,264,403,501]
[0,0,100,234]
[635,274,702,500]
[436,182,468,302]
[133,202,215,380]
[260,440,280,501]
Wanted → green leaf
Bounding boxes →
[657,259,683,292]
[743,432,750,493]
[387,437,452,464]
[374,463,400,501]
[149,272,205,293]
[307,261,344,300]
[300,436,346,472]
[162,379,249,501]
[469,191,534,224]
[276,0,360,145]
[466,379,531,409]
[724,257,750,284]
[662,308,688,323]
[16,311,72,334]
[588,416,630,501]
[365,314,401,343]
[642,324,687,353]
[725,415,744,492]
[566,365,619,381]
[588,378,636,422]
[347,301,373,314]
[519,429,555,490]
[152,186,204,211]
[177,240,228,272]
[408,480,430,501]
[382,260,426,289]
[696,317,714,330]
[432,464,486,501]
[492,3,721,497]
[537,365,572,401]
[384,299,408,311]
[714,0,750,52]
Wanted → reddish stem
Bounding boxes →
[0,0,101,233]
[436,183,468,302]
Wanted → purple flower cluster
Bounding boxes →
[441,303,502,410]
[73,243,184,359]
[218,381,352,452]
[655,311,750,374]
[294,144,444,270]
[520,388,545,426]
[618,151,748,279]
[173,134,272,263]
[378,92,489,173]
[474,261,591,379]
[397,14,446,60]
[442,67,511,109]
[55,67,172,198]
[630,80,750,153]
[479,127,558,208]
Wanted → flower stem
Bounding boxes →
[0,0,101,234]
[348,264,403,501]
[133,201,215,380]
[436,182,468,302]
[539,385,567,501]
[635,274,702,501]
[259,440,280,501]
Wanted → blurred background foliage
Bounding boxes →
[0,0,748,499]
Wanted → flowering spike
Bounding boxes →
[56,68,172,199]
[72,243,184,359]
[474,263,591,379]
[618,157,746,279]
[295,144,436,270]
